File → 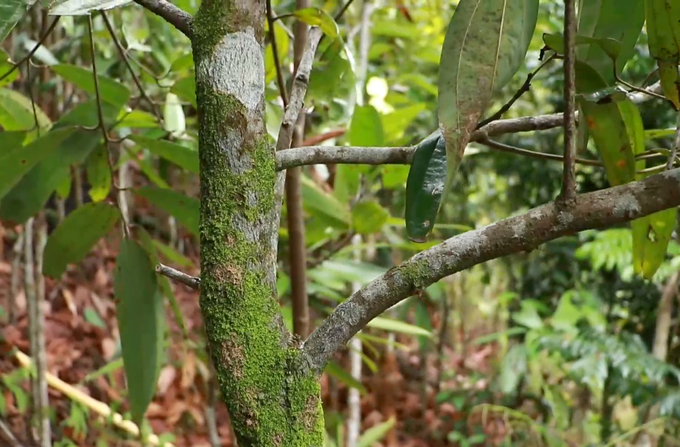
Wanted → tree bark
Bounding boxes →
[191,0,323,444]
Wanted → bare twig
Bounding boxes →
[301,168,680,373]
[561,0,577,201]
[477,54,555,129]
[480,138,601,167]
[0,418,23,447]
[155,263,200,290]
[101,11,162,121]
[132,0,193,38]
[0,18,59,84]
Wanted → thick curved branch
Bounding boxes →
[133,0,193,38]
[276,112,566,170]
[301,168,680,373]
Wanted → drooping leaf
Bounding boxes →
[0,129,102,224]
[347,104,384,147]
[293,7,339,38]
[170,75,196,108]
[86,144,112,202]
[43,202,120,278]
[114,238,165,423]
[576,61,639,187]
[135,187,199,236]
[0,127,73,201]
[351,200,389,235]
[324,361,366,394]
[128,134,199,174]
[438,0,538,208]
[51,64,130,108]
[404,131,447,242]
[0,0,29,42]
[631,209,676,279]
[645,0,680,109]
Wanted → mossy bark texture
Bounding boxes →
[191,0,324,445]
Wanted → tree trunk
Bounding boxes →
[191,0,324,444]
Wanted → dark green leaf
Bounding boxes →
[43,203,120,278]
[0,127,73,201]
[0,129,102,224]
[645,0,680,109]
[405,131,446,242]
[135,187,199,236]
[0,0,27,42]
[0,88,51,131]
[128,134,199,174]
[114,238,165,422]
[51,64,130,108]
[0,50,18,88]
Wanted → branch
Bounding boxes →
[301,168,680,373]
[275,113,568,169]
[561,0,577,201]
[155,263,200,290]
[133,0,193,38]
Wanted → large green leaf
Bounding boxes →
[438,0,538,206]
[645,0,680,109]
[404,131,446,241]
[0,88,51,132]
[51,64,130,108]
[135,187,199,236]
[56,99,121,129]
[367,317,432,337]
[265,20,290,85]
[347,105,384,147]
[0,129,102,224]
[128,134,199,174]
[0,0,27,42]
[351,200,389,235]
[575,0,645,83]
[114,238,165,423]
[43,203,120,278]
[0,50,19,88]
[0,127,73,201]
[324,361,366,394]
[301,174,351,229]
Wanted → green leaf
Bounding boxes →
[0,50,18,88]
[49,0,133,15]
[57,99,120,129]
[308,37,355,104]
[367,317,432,337]
[51,64,130,108]
[324,361,366,394]
[574,0,645,83]
[351,200,388,235]
[265,21,290,84]
[43,203,120,278]
[404,131,447,242]
[301,174,351,229]
[0,88,52,132]
[347,105,384,147]
[0,130,27,150]
[116,109,159,129]
[135,187,199,236]
[86,145,111,202]
[438,0,538,204]
[114,238,165,423]
[151,239,193,268]
[293,7,339,38]
[381,103,426,144]
[0,0,26,42]
[0,129,102,224]
[576,62,641,187]
[170,75,196,108]
[357,417,396,447]
[645,0,680,109]
[128,134,199,174]
[0,127,73,201]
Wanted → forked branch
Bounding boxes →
[301,169,680,373]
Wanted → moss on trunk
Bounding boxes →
[191,0,324,445]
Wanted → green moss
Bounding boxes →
[399,260,430,290]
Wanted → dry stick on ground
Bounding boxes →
[561,0,578,201]
[300,168,680,373]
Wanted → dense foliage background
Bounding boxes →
[1,0,680,446]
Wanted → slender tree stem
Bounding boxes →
[561,0,577,201]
